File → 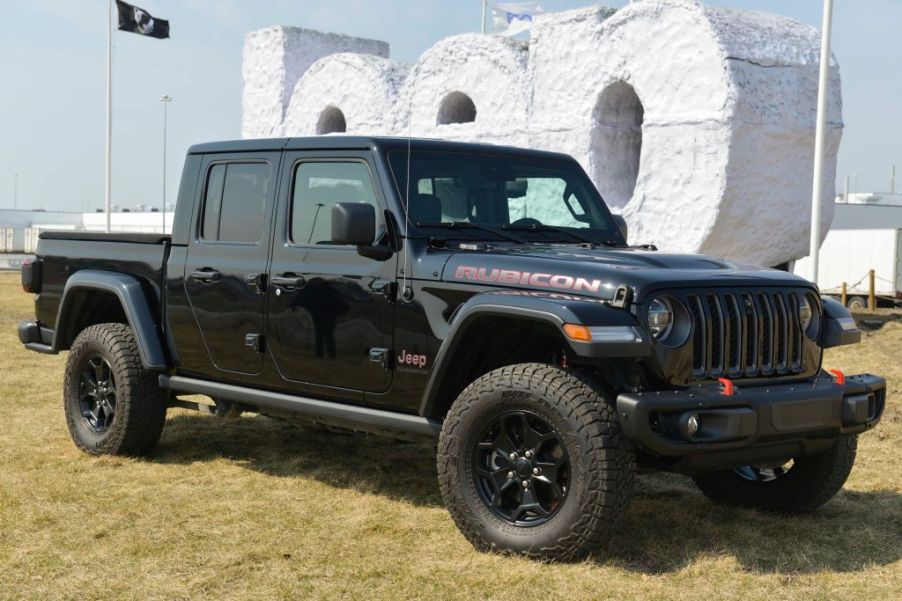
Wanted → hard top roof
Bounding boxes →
[187,136,574,162]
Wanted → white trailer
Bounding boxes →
[795,228,902,308]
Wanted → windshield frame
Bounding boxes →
[384,148,625,245]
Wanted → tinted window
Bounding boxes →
[291,162,378,245]
[387,150,620,243]
[201,162,270,243]
[201,164,226,240]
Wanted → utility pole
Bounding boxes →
[808,0,833,283]
[160,94,172,234]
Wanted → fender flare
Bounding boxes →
[418,291,645,418]
[53,270,168,371]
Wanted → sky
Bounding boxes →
[1,0,900,212]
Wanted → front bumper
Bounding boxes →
[617,372,885,458]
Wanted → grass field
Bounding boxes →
[0,271,899,600]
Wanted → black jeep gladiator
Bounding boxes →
[19,137,885,560]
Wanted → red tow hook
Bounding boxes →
[829,369,846,386]
[717,377,735,396]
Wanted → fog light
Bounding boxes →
[687,414,700,437]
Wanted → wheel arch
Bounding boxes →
[419,292,644,421]
[53,270,168,371]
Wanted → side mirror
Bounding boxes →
[332,203,376,245]
[613,214,628,242]
[331,202,393,261]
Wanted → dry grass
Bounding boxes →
[0,271,899,600]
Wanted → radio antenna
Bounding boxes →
[401,94,413,301]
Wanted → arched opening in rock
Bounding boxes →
[437,91,477,125]
[316,106,347,134]
[590,82,644,210]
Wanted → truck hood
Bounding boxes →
[440,244,813,301]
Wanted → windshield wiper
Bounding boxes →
[416,221,527,244]
[502,223,601,245]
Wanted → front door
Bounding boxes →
[184,152,279,376]
[266,152,395,396]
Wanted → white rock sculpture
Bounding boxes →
[242,26,389,138]
[241,0,842,267]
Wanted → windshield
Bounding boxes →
[387,150,622,244]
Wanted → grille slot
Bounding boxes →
[685,289,807,381]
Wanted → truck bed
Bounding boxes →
[39,231,171,245]
[33,231,170,331]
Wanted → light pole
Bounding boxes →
[843,172,858,201]
[160,94,171,234]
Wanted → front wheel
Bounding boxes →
[692,435,858,513]
[437,364,635,561]
[64,323,168,456]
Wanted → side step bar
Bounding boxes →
[159,375,441,442]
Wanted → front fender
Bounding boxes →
[419,290,649,417]
[54,270,168,370]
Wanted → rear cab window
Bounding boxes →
[201,162,271,244]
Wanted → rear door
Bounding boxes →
[184,152,280,376]
[265,151,396,397]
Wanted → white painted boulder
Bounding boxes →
[242,0,842,267]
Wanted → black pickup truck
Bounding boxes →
[19,137,885,560]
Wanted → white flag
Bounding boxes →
[492,3,544,37]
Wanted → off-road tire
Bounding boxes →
[64,323,167,456]
[692,435,858,513]
[437,363,635,561]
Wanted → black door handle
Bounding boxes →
[271,274,306,289]
[190,269,221,283]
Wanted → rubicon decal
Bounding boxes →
[455,266,603,293]
[397,350,428,368]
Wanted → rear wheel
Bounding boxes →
[692,435,857,513]
[437,364,635,561]
[64,323,167,456]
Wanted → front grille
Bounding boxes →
[684,290,806,380]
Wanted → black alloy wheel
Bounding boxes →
[437,363,636,560]
[471,410,569,526]
[732,459,795,483]
[693,435,858,513]
[78,354,118,433]
[64,323,168,456]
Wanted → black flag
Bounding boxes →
[115,1,170,39]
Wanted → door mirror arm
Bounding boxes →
[357,244,394,261]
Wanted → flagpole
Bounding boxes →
[160,94,171,234]
[808,0,834,283]
[105,0,113,232]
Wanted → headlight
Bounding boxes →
[647,297,673,339]
[799,296,813,332]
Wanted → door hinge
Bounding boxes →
[371,280,398,302]
[245,273,266,294]
[245,333,265,354]
[369,347,391,370]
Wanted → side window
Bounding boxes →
[291,162,379,245]
[201,162,270,243]
[201,164,226,240]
